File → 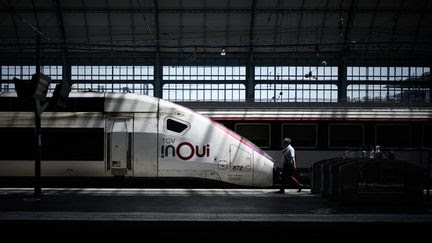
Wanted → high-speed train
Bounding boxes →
[0,92,274,187]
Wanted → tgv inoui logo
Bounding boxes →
[161,138,210,160]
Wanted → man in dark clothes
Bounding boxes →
[278,137,303,193]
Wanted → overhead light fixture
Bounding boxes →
[220,48,226,56]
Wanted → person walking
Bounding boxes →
[278,137,303,193]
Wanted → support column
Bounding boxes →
[338,56,347,102]
[154,52,162,98]
[337,0,358,103]
[54,0,69,84]
[246,0,256,103]
[63,62,71,83]
[34,36,41,198]
[153,0,162,98]
[246,54,254,102]
[429,65,432,103]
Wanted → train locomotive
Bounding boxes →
[0,92,275,187]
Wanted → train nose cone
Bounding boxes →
[253,152,274,187]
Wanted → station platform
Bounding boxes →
[1,188,431,242]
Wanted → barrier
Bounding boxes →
[339,159,424,203]
[310,157,343,194]
[321,158,349,198]
[311,158,424,203]
[329,159,353,200]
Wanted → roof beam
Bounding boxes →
[319,0,330,45]
[295,0,306,51]
[53,0,70,81]
[10,9,20,45]
[343,0,359,45]
[153,0,160,52]
[129,0,136,49]
[203,0,207,52]
[391,0,406,42]
[105,0,114,50]
[225,0,231,48]
[81,0,90,43]
[2,8,430,14]
[179,0,183,52]
[1,40,431,50]
[53,0,66,45]
[5,0,21,46]
[3,0,44,40]
[31,0,40,30]
[366,0,380,43]
[272,0,282,52]
[249,0,256,53]
[413,0,429,44]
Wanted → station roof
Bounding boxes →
[0,0,431,64]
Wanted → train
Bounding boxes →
[0,92,274,187]
[1,91,430,188]
[184,102,432,179]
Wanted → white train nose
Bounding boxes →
[253,151,274,187]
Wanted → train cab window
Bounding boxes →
[166,118,190,134]
[329,124,364,148]
[282,124,317,148]
[376,124,411,148]
[423,125,432,148]
[235,123,270,148]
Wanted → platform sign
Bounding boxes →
[32,73,51,101]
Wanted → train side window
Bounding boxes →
[0,127,34,160]
[235,123,270,148]
[282,124,317,148]
[376,124,411,148]
[329,124,364,148]
[423,124,432,148]
[0,127,104,161]
[45,128,104,161]
[165,117,190,134]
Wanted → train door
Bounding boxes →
[133,113,158,177]
[106,117,133,176]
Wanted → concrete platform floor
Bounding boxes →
[1,188,431,242]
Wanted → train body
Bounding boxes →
[0,93,274,187]
[187,102,432,178]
